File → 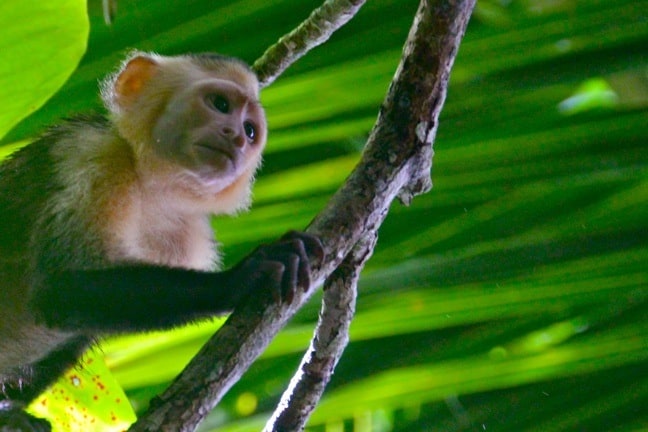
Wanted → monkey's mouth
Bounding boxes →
[195,142,237,167]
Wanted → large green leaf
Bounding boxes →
[0,0,88,140]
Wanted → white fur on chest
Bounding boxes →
[109,195,220,271]
[52,130,225,272]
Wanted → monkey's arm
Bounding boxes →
[31,232,322,333]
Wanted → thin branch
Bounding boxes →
[102,0,118,25]
[264,234,377,432]
[253,0,367,87]
[129,0,476,430]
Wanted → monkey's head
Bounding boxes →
[102,52,267,213]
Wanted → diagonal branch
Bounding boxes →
[264,233,377,432]
[129,0,476,431]
[253,0,367,87]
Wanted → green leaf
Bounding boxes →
[558,78,619,115]
[0,0,88,140]
[27,352,136,432]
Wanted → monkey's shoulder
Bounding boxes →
[0,114,113,185]
[0,115,136,261]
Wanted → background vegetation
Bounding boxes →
[1,0,646,430]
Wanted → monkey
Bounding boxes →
[0,52,323,431]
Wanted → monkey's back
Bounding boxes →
[0,136,56,260]
[0,131,68,373]
[0,118,112,373]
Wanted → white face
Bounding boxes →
[151,75,267,187]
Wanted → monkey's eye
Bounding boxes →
[244,121,256,141]
[209,95,229,113]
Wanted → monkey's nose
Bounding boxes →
[222,126,245,147]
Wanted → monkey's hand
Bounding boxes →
[0,406,51,432]
[227,231,324,305]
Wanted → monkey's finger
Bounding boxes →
[281,254,301,304]
[280,230,300,241]
[297,261,311,293]
[294,245,312,292]
[281,238,311,291]
[254,238,292,257]
[302,234,324,263]
[259,236,307,265]
[281,231,324,263]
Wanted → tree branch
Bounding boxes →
[253,0,367,88]
[129,0,476,430]
[264,234,377,431]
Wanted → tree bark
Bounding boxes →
[264,234,377,431]
[253,0,367,87]
[129,0,476,430]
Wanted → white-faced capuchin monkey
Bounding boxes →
[0,52,323,431]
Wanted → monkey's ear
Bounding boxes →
[113,55,159,105]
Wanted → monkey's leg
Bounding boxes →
[0,336,90,432]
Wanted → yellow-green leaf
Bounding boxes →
[0,0,88,139]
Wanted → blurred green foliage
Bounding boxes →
[1,0,646,430]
